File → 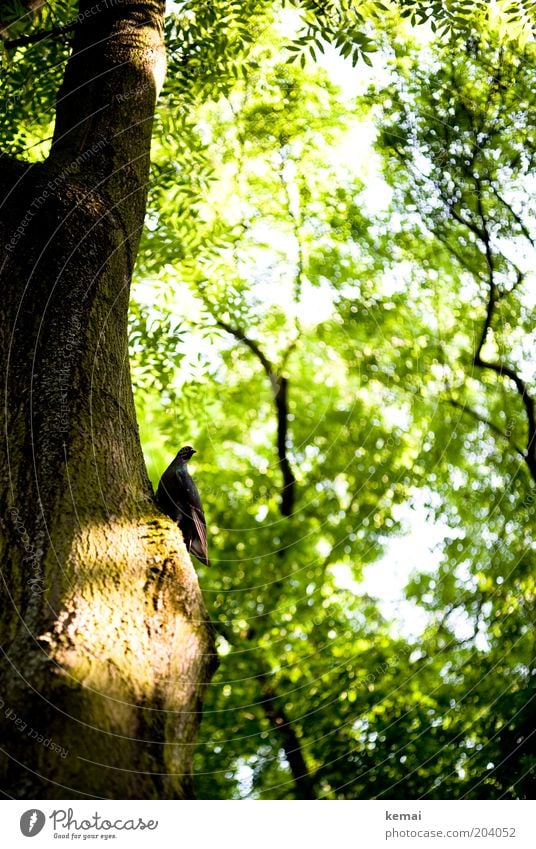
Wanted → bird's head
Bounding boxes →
[177,445,196,462]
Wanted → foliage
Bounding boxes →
[1,0,534,800]
[129,15,535,798]
[1,0,534,156]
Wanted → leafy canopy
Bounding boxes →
[1,0,534,800]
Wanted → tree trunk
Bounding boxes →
[0,0,217,799]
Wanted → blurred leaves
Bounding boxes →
[2,0,534,802]
[129,17,534,799]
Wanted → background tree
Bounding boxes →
[128,11,535,798]
[368,22,536,799]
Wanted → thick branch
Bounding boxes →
[473,179,497,353]
[214,623,314,799]
[466,183,536,480]
[471,357,536,481]
[216,318,274,380]
[258,680,316,799]
[274,374,295,516]
[395,137,536,478]
[215,319,297,515]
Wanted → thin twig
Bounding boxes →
[448,399,526,459]
[5,22,75,49]
[215,318,297,514]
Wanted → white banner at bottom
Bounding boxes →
[2,799,534,849]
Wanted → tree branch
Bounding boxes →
[447,399,526,459]
[488,183,536,251]
[256,676,316,799]
[472,179,498,357]
[470,357,536,481]
[5,22,75,49]
[0,0,46,41]
[274,374,295,516]
[467,182,536,481]
[215,318,297,515]
[277,154,304,328]
[215,317,274,380]
[394,127,536,481]
[214,622,316,798]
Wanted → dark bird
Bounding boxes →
[156,445,209,566]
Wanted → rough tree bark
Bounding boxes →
[0,0,217,799]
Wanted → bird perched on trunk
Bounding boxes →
[156,446,209,566]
